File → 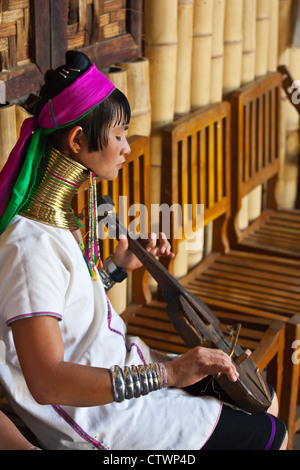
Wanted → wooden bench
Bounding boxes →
[227,73,300,447]
[155,98,300,449]
[228,72,300,260]
[124,103,285,420]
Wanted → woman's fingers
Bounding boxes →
[165,347,239,388]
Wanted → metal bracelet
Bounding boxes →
[138,364,150,395]
[110,365,125,402]
[144,364,154,392]
[123,366,134,400]
[130,365,142,398]
[150,363,159,391]
[110,363,167,402]
[99,268,116,290]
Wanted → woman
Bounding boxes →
[0,51,287,450]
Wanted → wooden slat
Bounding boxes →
[208,123,215,208]
[215,118,223,202]
[199,128,206,207]
[161,102,231,243]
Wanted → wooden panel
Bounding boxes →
[68,0,142,70]
[0,0,49,100]
[229,72,281,200]
[67,0,127,49]
[161,102,231,247]
[0,0,30,70]
[1,0,143,100]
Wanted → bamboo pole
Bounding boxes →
[144,0,178,129]
[175,0,194,116]
[15,105,30,138]
[191,0,214,108]
[223,0,248,228]
[144,0,178,285]
[202,0,226,267]
[223,0,243,94]
[0,104,16,171]
[190,1,219,269]
[277,1,291,207]
[249,0,278,221]
[278,0,292,65]
[277,1,298,209]
[118,57,151,137]
[255,0,270,77]
[242,0,256,84]
[282,45,300,209]
[144,0,177,208]
[211,0,226,103]
[102,65,128,96]
[246,0,261,223]
[268,0,279,72]
[107,281,128,315]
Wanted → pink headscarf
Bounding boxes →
[0,64,115,228]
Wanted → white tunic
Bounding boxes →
[0,216,222,450]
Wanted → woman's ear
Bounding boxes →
[67,126,84,154]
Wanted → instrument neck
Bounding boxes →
[126,232,184,302]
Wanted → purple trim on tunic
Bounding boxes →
[265,413,276,450]
[52,405,107,450]
[6,312,62,326]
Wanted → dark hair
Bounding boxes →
[23,50,131,151]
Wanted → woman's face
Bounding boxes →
[69,123,131,180]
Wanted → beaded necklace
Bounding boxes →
[80,171,102,280]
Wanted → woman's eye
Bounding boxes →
[116,136,121,141]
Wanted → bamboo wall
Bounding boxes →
[0,0,298,311]
[143,0,297,280]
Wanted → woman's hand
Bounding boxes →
[164,346,239,388]
[110,232,175,271]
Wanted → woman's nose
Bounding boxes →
[124,138,131,156]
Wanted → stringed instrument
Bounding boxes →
[98,195,272,414]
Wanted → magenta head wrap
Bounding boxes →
[0,64,115,234]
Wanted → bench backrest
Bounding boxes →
[228,72,282,240]
[161,102,231,255]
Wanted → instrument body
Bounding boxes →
[98,195,271,414]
